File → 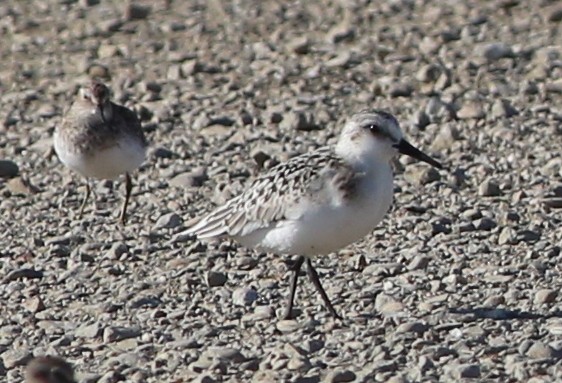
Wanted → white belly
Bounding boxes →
[54,135,146,180]
[237,168,394,256]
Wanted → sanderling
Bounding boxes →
[25,356,76,383]
[187,110,442,319]
[54,80,148,224]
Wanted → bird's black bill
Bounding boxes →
[395,139,442,169]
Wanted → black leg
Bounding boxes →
[119,173,133,225]
[283,256,305,320]
[306,258,341,319]
[78,182,91,218]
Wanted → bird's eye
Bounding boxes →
[364,124,383,136]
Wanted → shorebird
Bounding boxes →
[54,80,148,224]
[187,110,442,319]
[25,356,76,383]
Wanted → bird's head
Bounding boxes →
[338,110,442,169]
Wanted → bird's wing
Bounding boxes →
[112,103,148,146]
[187,147,360,239]
[59,102,147,153]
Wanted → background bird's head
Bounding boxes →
[80,81,111,107]
[25,356,76,383]
[78,80,112,122]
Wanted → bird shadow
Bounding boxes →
[448,307,562,320]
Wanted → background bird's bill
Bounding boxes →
[395,139,442,169]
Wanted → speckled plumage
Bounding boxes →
[55,81,147,165]
[56,101,146,156]
[190,146,359,239]
[54,80,148,224]
[25,356,76,383]
[187,110,442,319]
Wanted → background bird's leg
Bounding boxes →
[306,258,341,319]
[78,181,90,218]
[119,172,133,225]
[283,255,305,320]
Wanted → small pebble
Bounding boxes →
[534,289,557,305]
[206,271,227,287]
[154,212,182,229]
[325,369,356,383]
[232,287,258,306]
[479,179,501,196]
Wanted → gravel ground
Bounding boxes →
[1,0,562,382]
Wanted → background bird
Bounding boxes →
[25,356,76,383]
[54,80,148,224]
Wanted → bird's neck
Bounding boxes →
[335,140,392,175]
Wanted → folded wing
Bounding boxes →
[186,147,359,239]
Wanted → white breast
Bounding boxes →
[54,134,146,180]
